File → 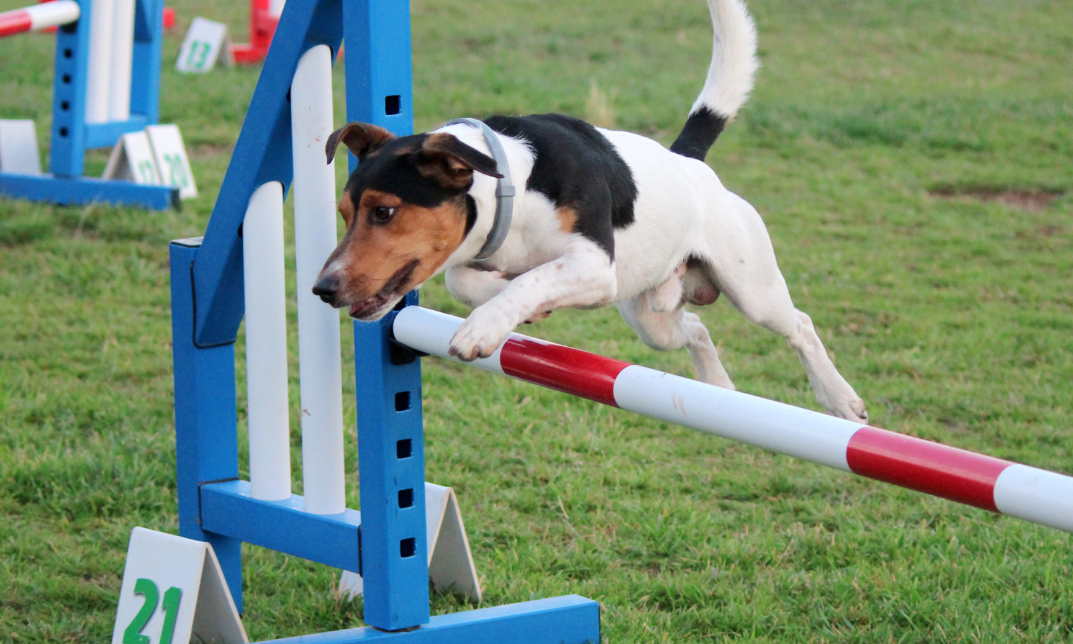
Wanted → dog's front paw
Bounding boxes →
[448,307,517,361]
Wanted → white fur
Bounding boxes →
[427,0,866,421]
[692,0,759,118]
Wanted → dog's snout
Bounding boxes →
[312,275,339,305]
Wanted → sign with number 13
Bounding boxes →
[177,18,233,73]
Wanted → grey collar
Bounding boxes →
[444,118,515,261]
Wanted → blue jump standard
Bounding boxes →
[170,0,602,640]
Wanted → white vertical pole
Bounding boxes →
[108,0,136,121]
[85,0,115,123]
[242,182,293,502]
[268,0,286,18]
[290,45,346,516]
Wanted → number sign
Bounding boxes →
[177,18,233,73]
[146,125,198,199]
[111,528,247,644]
[103,132,161,185]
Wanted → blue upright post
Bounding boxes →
[49,0,94,178]
[343,0,431,632]
[169,237,245,611]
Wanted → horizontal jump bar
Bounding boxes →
[393,306,1073,534]
[0,1,79,38]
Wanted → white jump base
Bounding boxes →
[394,306,1073,535]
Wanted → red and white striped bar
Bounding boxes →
[394,307,1073,534]
[0,1,79,38]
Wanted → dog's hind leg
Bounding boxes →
[617,295,734,389]
[705,216,868,421]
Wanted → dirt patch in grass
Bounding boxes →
[929,186,1065,213]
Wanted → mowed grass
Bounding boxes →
[2,0,1072,641]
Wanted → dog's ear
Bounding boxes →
[325,123,396,163]
[413,133,503,189]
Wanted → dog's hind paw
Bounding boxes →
[850,398,868,421]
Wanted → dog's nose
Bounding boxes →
[312,276,339,305]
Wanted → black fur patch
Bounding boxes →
[464,195,478,235]
[669,107,728,161]
[343,133,465,210]
[484,114,638,257]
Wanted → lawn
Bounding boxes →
[1,0,1072,641]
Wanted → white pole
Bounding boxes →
[107,0,136,121]
[290,44,346,515]
[85,0,115,123]
[242,182,293,502]
[268,0,286,18]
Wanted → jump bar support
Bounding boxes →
[393,306,1073,535]
[200,480,362,572]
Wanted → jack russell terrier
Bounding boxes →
[312,0,868,422]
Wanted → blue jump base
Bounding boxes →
[169,0,601,641]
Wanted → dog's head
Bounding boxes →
[312,122,501,320]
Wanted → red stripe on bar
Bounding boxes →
[500,338,631,407]
[0,11,33,37]
[846,426,1012,512]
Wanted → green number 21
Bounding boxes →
[123,578,182,644]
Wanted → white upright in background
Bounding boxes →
[242,182,293,502]
[85,0,115,123]
[112,528,247,644]
[269,0,286,17]
[108,0,136,120]
[290,44,345,515]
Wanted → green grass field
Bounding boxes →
[2,0,1072,641]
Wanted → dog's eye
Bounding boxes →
[370,206,397,225]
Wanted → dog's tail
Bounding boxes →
[669,0,758,161]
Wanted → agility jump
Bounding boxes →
[0,0,176,208]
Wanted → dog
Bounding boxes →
[312,0,868,422]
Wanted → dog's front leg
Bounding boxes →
[445,264,512,308]
[449,243,617,360]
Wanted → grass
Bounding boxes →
[2,0,1072,641]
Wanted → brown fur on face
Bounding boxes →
[320,187,470,319]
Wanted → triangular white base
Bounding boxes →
[103,131,161,184]
[339,482,482,602]
[0,120,42,175]
[112,528,248,644]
